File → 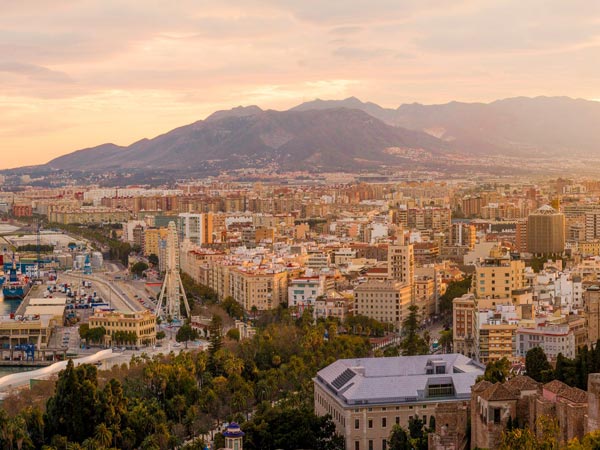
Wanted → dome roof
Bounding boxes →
[223,422,245,438]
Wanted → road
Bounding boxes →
[59,272,144,313]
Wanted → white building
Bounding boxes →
[516,324,576,359]
[288,276,326,309]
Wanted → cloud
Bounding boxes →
[0,62,72,83]
[0,0,599,168]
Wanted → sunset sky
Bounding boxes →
[1,0,599,169]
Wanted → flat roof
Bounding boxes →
[315,354,485,407]
[24,305,66,317]
[28,297,68,306]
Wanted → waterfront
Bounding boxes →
[0,366,36,378]
[0,291,21,316]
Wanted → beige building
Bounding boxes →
[354,280,412,331]
[474,303,518,364]
[415,275,437,317]
[387,241,414,286]
[143,227,169,256]
[526,205,566,255]
[48,206,131,224]
[0,314,57,349]
[228,268,288,311]
[89,310,157,347]
[473,251,525,299]
[453,293,476,358]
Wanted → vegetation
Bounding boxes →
[388,416,431,450]
[1,312,371,449]
[79,324,106,345]
[221,296,245,320]
[525,347,554,382]
[438,328,453,353]
[478,357,511,383]
[439,276,472,314]
[498,416,560,450]
[242,403,344,450]
[16,244,54,253]
[344,314,386,337]
[130,261,149,277]
[176,323,199,348]
[519,340,600,390]
[148,253,159,266]
[180,272,218,306]
[112,331,138,346]
[400,305,429,356]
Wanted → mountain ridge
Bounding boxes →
[41,96,600,173]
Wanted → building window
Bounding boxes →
[382,417,387,428]
[368,419,373,428]
[368,440,373,450]
[355,419,360,429]
[396,416,400,425]
[382,440,387,450]
[355,442,360,450]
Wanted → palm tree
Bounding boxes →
[82,438,99,450]
[95,423,112,449]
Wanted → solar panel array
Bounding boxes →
[331,368,356,389]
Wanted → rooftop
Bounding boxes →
[315,354,484,407]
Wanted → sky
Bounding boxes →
[1,0,600,169]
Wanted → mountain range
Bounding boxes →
[44,96,600,173]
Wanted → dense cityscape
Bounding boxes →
[0,174,599,449]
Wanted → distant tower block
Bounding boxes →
[156,221,190,322]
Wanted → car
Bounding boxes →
[173,343,181,348]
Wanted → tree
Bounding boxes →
[388,425,411,450]
[176,323,199,349]
[438,329,453,353]
[479,357,511,383]
[45,360,100,443]
[221,296,245,319]
[525,347,554,382]
[400,305,429,356]
[439,276,472,314]
[156,331,166,341]
[148,254,159,266]
[131,262,149,277]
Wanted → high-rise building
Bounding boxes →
[178,212,213,245]
[448,222,477,249]
[526,205,565,255]
[387,239,414,285]
[585,210,600,241]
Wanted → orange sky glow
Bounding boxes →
[1,1,600,169]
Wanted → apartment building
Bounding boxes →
[178,212,213,245]
[473,251,525,299]
[354,280,412,331]
[228,267,288,311]
[516,324,576,359]
[143,227,169,256]
[452,293,476,358]
[288,276,326,309]
[474,304,519,364]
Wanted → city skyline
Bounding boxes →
[2,1,600,169]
